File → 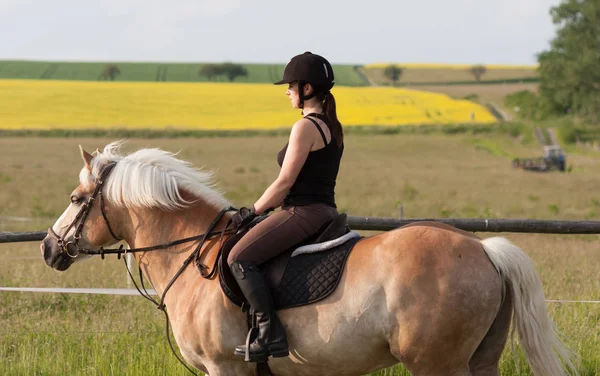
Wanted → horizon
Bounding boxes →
[0,58,539,68]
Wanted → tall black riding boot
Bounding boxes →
[230,260,289,362]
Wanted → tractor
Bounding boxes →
[512,128,566,172]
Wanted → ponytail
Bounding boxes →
[323,92,344,148]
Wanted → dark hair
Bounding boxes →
[315,91,343,148]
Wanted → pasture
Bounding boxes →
[0,80,496,130]
[1,133,599,375]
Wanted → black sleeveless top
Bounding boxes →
[277,113,343,208]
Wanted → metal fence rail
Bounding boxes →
[3,216,600,244]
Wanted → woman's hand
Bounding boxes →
[232,207,257,228]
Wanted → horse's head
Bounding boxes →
[41,145,124,271]
[41,141,230,271]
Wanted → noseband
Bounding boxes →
[47,162,121,258]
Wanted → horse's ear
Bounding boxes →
[79,145,93,171]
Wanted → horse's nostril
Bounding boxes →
[41,238,53,260]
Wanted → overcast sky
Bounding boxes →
[0,0,561,65]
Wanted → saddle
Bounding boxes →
[218,212,362,310]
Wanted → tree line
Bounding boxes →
[98,63,249,82]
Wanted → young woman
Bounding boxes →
[227,51,345,362]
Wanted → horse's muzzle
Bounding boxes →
[41,236,74,271]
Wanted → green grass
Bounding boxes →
[0,121,529,140]
[0,291,191,376]
[0,124,487,139]
[1,134,599,375]
[0,61,368,86]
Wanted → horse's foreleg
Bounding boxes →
[204,362,254,376]
[404,364,472,376]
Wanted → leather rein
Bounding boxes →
[47,161,239,375]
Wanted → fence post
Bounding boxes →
[398,205,404,219]
[126,253,133,288]
[1,216,4,232]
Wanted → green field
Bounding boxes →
[0,60,368,86]
[0,60,540,87]
[1,131,599,375]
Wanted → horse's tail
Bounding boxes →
[480,236,579,376]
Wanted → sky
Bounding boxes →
[0,0,561,65]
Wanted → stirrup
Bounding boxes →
[244,327,265,362]
[235,328,288,362]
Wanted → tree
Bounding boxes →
[100,64,121,81]
[199,64,221,81]
[198,63,248,82]
[383,65,403,85]
[504,90,546,120]
[221,62,248,82]
[537,0,600,119]
[469,65,487,82]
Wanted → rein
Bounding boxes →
[121,205,236,376]
[48,161,240,375]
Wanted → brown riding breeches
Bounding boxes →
[227,203,339,266]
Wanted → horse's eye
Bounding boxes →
[70,195,82,205]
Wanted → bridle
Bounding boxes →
[47,161,238,260]
[46,161,241,375]
[47,162,121,258]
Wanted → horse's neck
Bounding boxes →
[125,202,231,297]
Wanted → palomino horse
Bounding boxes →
[41,142,578,376]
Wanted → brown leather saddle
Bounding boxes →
[218,212,362,310]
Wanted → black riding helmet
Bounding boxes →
[274,51,335,108]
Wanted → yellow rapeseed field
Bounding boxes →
[0,79,496,130]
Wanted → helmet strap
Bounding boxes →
[298,81,316,111]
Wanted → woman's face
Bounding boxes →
[285,82,313,108]
[286,81,300,108]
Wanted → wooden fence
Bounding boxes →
[3,216,600,244]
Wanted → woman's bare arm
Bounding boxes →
[253,119,315,214]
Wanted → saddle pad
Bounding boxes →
[272,236,362,310]
[291,231,361,257]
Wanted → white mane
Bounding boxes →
[79,140,230,211]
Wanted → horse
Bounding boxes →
[40,141,578,376]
